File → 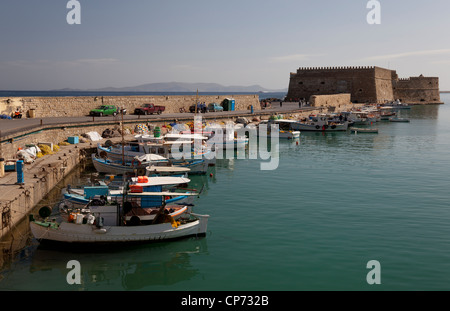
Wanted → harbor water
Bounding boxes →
[1,94,450,291]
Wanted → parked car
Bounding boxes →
[208,103,224,112]
[134,103,166,115]
[89,105,123,117]
[189,103,207,113]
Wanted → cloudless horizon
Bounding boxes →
[1,1,450,91]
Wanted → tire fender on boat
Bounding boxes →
[137,168,146,176]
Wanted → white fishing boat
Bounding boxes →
[97,140,211,175]
[31,179,208,246]
[346,111,377,125]
[160,134,217,168]
[30,204,209,246]
[146,165,190,177]
[257,119,301,139]
[384,99,411,109]
[92,153,168,176]
[62,175,195,209]
[292,114,349,132]
[204,125,248,150]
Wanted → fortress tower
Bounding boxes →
[286,66,441,104]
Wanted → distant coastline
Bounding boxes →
[0,90,287,100]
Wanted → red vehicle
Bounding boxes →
[134,103,165,115]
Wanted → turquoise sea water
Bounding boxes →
[1,95,450,291]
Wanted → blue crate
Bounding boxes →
[68,136,79,144]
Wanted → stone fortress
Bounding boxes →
[286,66,442,105]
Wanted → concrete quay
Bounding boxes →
[0,136,125,242]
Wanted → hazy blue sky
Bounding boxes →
[1,0,450,90]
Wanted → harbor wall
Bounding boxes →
[0,108,285,160]
[0,94,261,118]
[0,140,90,240]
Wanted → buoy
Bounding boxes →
[210,173,213,177]
[296,141,299,145]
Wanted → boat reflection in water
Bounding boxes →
[28,238,208,290]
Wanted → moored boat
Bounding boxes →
[97,140,211,175]
[292,113,349,132]
[30,212,209,245]
[30,192,209,246]
[257,119,301,139]
[92,153,168,176]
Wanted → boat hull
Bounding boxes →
[97,146,209,175]
[350,128,379,133]
[291,123,348,132]
[92,154,138,175]
[30,213,209,245]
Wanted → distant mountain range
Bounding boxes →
[53,82,287,93]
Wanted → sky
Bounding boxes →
[1,0,450,91]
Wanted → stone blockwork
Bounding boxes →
[309,93,351,108]
[392,75,441,104]
[287,66,442,104]
[0,94,260,118]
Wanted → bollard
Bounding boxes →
[16,160,24,185]
[0,158,4,178]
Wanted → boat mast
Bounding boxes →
[121,107,125,166]
[195,88,199,115]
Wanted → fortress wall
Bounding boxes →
[287,66,441,104]
[309,93,351,108]
[374,67,395,103]
[0,94,261,118]
[393,77,441,103]
[287,66,380,103]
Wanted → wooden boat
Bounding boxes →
[92,153,169,175]
[30,212,209,245]
[292,113,349,132]
[146,165,190,177]
[257,119,301,139]
[30,193,209,246]
[383,100,411,110]
[204,125,248,150]
[62,175,196,209]
[347,111,377,125]
[380,107,397,120]
[97,141,210,175]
